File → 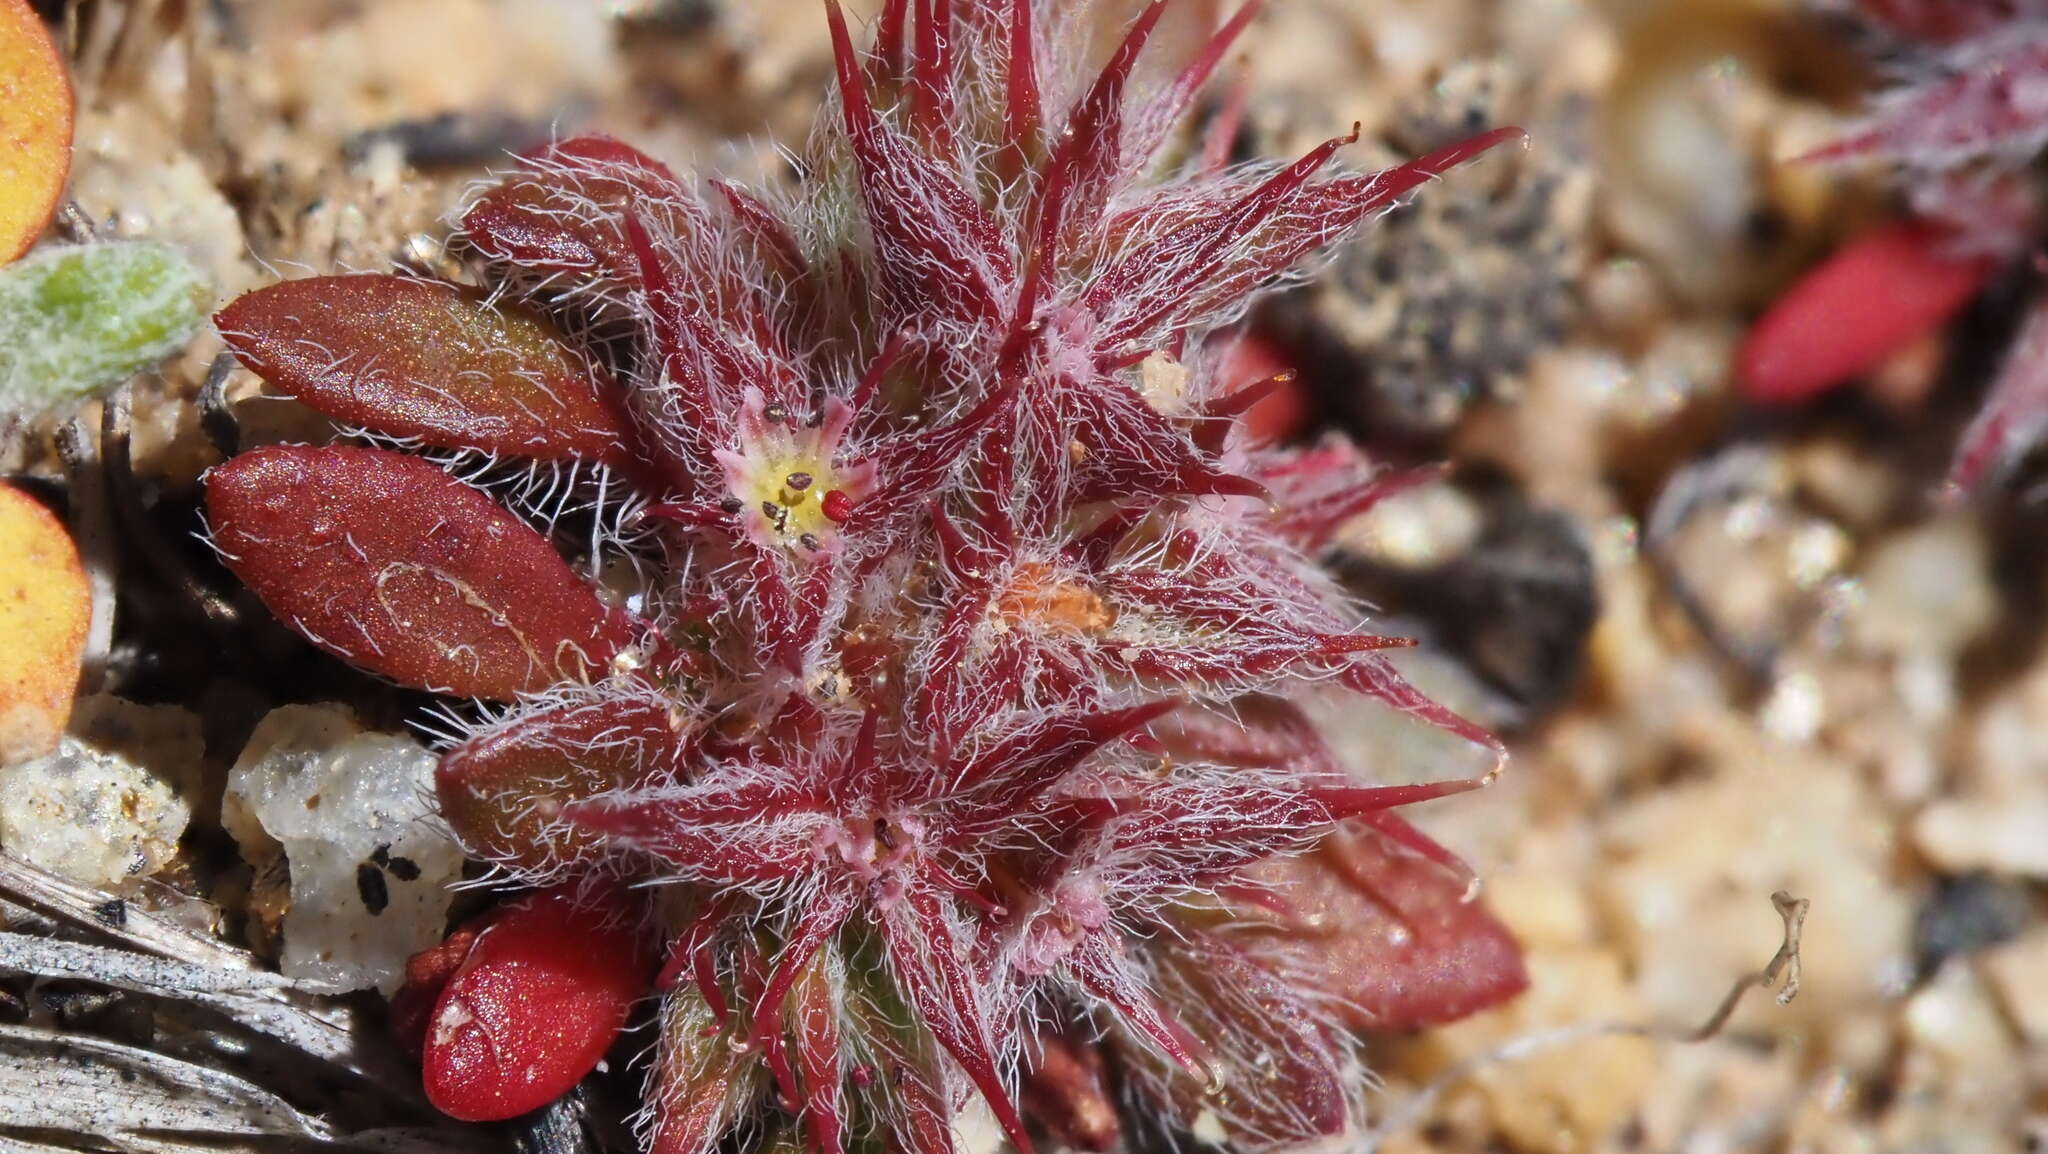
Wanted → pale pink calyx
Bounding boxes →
[716,389,877,555]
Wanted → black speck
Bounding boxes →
[370,844,391,868]
[1914,872,2037,978]
[386,856,422,882]
[720,497,744,514]
[356,863,390,915]
[92,899,126,928]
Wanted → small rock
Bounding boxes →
[224,704,463,994]
[1980,929,2048,1046]
[1647,444,1853,673]
[1265,56,1595,440]
[0,695,201,890]
[1903,962,2016,1077]
[0,702,199,891]
[1912,873,2037,979]
[1914,797,2048,879]
[1335,478,1598,724]
[1847,516,1996,662]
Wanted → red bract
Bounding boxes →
[1735,220,1993,405]
[208,1,1527,1150]
[1951,297,2048,491]
[1854,0,2028,41]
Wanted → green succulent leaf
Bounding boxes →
[0,240,210,412]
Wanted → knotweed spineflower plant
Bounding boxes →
[204,2,1529,1151]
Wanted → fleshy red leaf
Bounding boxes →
[463,135,688,288]
[1228,826,1527,1031]
[1140,937,1352,1147]
[1736,220,1993,404]
[423,886,651,1121]
[438,695,693,872]
[1856,0,2026,40]
[206,445,638,700]
[1088,127,1524,352]
[825,0,1015,329]
[790,955,848,1154]
[216,275,632,462]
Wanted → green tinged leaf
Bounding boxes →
[0,241,210,411]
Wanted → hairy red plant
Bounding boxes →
[205,2,1528,1149]
[1738,5,2048,490]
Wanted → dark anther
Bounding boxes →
[721,497,745,514]
[785,472,814,491]
[799,533,821,552]
[763,404,789,423]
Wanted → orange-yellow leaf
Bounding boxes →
[0,483,88,763]
[0,1,73,265]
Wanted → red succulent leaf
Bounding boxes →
[841,984,958,1154]
[789,951,849,1154]
[1057,378,1266,506]
[562,776,824,884]
[1229,826,1527,1031]
[206,445,639,700]
[389,926,482,1060]
[216,275,633,464]
[1000,0,1043,170]
[1200,333,1310,450]
[1024,0,1168,289]
[422,885,652,1121]
[908,0,959,153]
[1066,933,1207,1077]
[1255,445,1442,554]
[1736,219,1993,404]
[1131,1,1263,162]
[438,695,695,872]
[1148,696,1344,777]
[463,135,688,289]
[942,700,1178,828]
[749,887,857,1091]
[1341,658,1506,765]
